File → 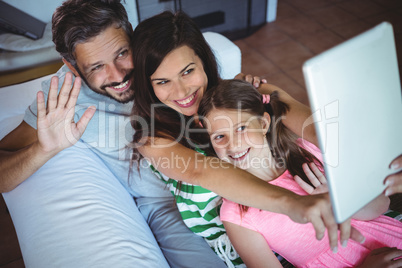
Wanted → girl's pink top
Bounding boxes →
[220,139,402,267]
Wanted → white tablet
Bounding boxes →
[302,21,402,223]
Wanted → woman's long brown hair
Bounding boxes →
[130,11,220,155]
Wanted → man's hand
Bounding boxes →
[385,155,402,196]
[36,72,96,155]
[234,73,267,88]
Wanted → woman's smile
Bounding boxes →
[174,89,199,108]
[151,45,208,116]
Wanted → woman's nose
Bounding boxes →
[173,81,189,98]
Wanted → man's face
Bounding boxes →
[73,26,134,103]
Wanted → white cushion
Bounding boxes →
[203,31,242,79]
[3,141,169,267]
[0,74,53,140]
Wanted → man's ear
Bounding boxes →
[62,58,80,77]
[262,112,271,135]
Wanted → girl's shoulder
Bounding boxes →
[296,138,323,162]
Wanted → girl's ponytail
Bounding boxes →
[266,92,323,187]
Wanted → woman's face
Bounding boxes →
[150,45,208,116]
[205,108,271,170]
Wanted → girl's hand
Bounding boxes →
[295,162,328,195]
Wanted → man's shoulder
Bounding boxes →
[41,65,91,96]
[41,64,69,90]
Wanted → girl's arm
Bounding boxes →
[138,138,362,252]
[223,221,282,268]
[257,83,318,147]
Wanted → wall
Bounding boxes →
[2,0,139,26]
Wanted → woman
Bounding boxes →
[130,11,363,253]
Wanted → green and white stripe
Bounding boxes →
[149,162,244,268]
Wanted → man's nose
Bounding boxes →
[107,64,125,82]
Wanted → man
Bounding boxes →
[0,0,227,267]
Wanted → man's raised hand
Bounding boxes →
[36,72,96,154]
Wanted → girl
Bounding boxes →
[130,10,363,260]
[197,79,402,268]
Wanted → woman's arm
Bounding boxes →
[296,163,390,221]
[223,221,282,268]
[258,83,318,147]
[352,194,390,221]
[384,155,402,196]
[138,138,363,252]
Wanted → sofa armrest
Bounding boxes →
[203,32,242,79]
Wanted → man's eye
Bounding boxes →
[92,65,103,71]
[118,50,128,57]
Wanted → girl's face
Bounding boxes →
[205,108,271,170]
[150,45,208,116]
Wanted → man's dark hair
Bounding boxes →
[52,0,132,66]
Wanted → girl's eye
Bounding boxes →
[236,125,246,132]
[213,134,224,141]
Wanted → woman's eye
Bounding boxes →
[183,68,194,76]
[157,80,168,85]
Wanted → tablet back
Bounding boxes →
[302,22,402,223]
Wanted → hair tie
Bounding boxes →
[262,94,270,104]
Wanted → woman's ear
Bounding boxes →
[62,58,80,77]
[262,112,271,135]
